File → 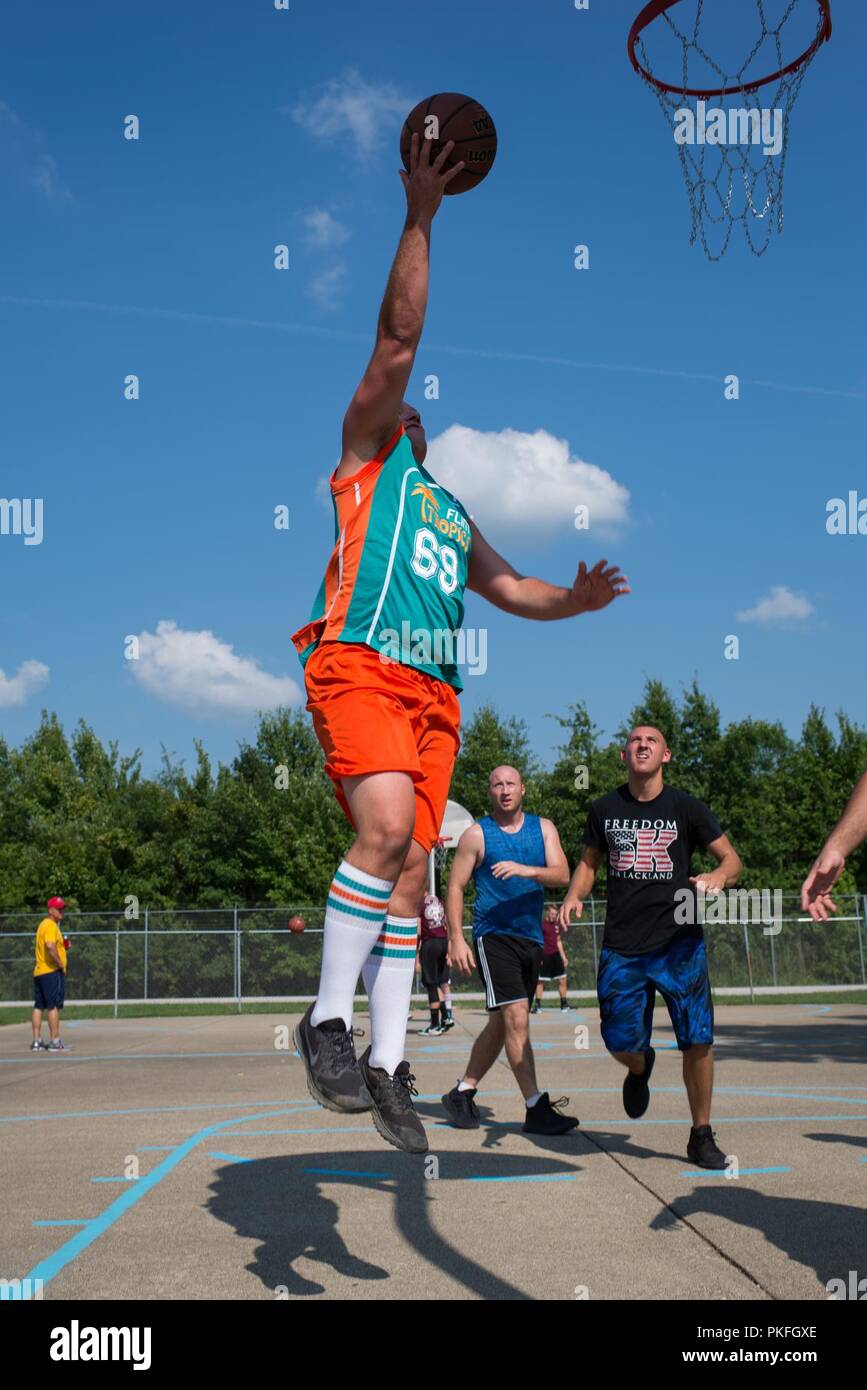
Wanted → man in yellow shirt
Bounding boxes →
[32,896,68,1052]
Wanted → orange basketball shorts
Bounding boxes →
[303,641,461,854]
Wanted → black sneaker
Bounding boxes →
[530,1000,541,1014]
[622,1047,655,1119]
[358,1049,429,1154]
[440,1011,455,1031]
[294,1006,372,1114]
[687,1125,728,1170]
[419,1022,443,1036]
[523,1093,580,1135]
[442,1084,480,1129]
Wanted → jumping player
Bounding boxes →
[560,727,742,1169]
[442,767,579,1136]
[292,132,629,1154]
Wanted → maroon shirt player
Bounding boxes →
[532,904,570,1013]
[417,893,454,1034]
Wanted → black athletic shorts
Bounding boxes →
[539,951,566,981]
[420,937,449,989]
[475,933,543,1012]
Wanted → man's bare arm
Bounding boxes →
[690,834,742,892]
[337,136,463,479]
[560,846,603,927]
[801,769,867,919]
[467,522,629,620]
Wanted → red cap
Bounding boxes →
[47,897,66,911]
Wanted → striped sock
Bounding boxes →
[310,861,394,1029]
[363,914,419,1075]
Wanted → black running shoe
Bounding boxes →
[442,1084,481,1129]
[523,1093,580,1136]
[440,1011,455,1031]
[687,1125,728,1170]
[358,1049,429,1154]
[294,1006,372,1114]
[622,1046,655,1119]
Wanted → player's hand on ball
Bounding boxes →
[571,560,630,614]
[450,935,476,976]
[801,847,845,921]
[559,896,583,930]
[491,860,527,880]
[399,132,465,220]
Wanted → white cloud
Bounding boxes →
[306,263,347,313]
[0,100,72,199]
[287,68,410,159]
[0,659,49,708]
[424,424,630,539]
[302,207,350,249]
[130,621,301,713]
[31,153,72,201]
[736,586,815,625]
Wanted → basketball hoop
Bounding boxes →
[628,0,832,258]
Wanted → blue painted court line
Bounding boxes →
[23,1106,296,1292]
[303,1167,389,1179]
[33,1220,90,1228]
[466,1172,581,1183]
[0,1050,288,1065]
[208,1151,253,1164]
[583,1114,867,1127]
[679,1166,792,1178]
[221,1126,365,1137]
[91,1176,137,1183]
[139,1145,177,1151]
[0,1098,304,1125]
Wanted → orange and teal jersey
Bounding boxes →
[291,424,473,691]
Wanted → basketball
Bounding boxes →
[400,93,497,195]
[287,914,306,934]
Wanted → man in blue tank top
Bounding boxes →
[442,766,580,1136]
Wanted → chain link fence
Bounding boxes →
[1,895,865,1011]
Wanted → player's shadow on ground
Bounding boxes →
[581,1127,690,1164]
[805,1131,867,1151]
[651,1186,867,1290]
[207,1149,581,1299]
[711,1019,867,1067]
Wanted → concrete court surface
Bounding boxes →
[1,1003,865,1301]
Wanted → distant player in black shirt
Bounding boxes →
[560,726,742,1169]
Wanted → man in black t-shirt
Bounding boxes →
[560,726,742,1169]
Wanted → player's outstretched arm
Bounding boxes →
[337,134,464,481]
[801,769,867,920]
[560,848,602,929]
[689,834,742,894]
[467,522,630,619]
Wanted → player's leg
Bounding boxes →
[420,937,444,1033]
[598,948,657,1119]
[653,937,724,1169]
[31,999,44,1050]
[441,1010,505,1130]
[356,694,460,1153]
[508,981,580,1137]
[557,973,569,1009]
[462,1009,507,1088]
[295,644,424,1116]
[311,769,415,1030]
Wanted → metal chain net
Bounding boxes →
[635,0,826,259]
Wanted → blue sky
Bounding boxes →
[1,0,864,775]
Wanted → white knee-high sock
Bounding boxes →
[310,861,394,1029]
[362,914,419,1075]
